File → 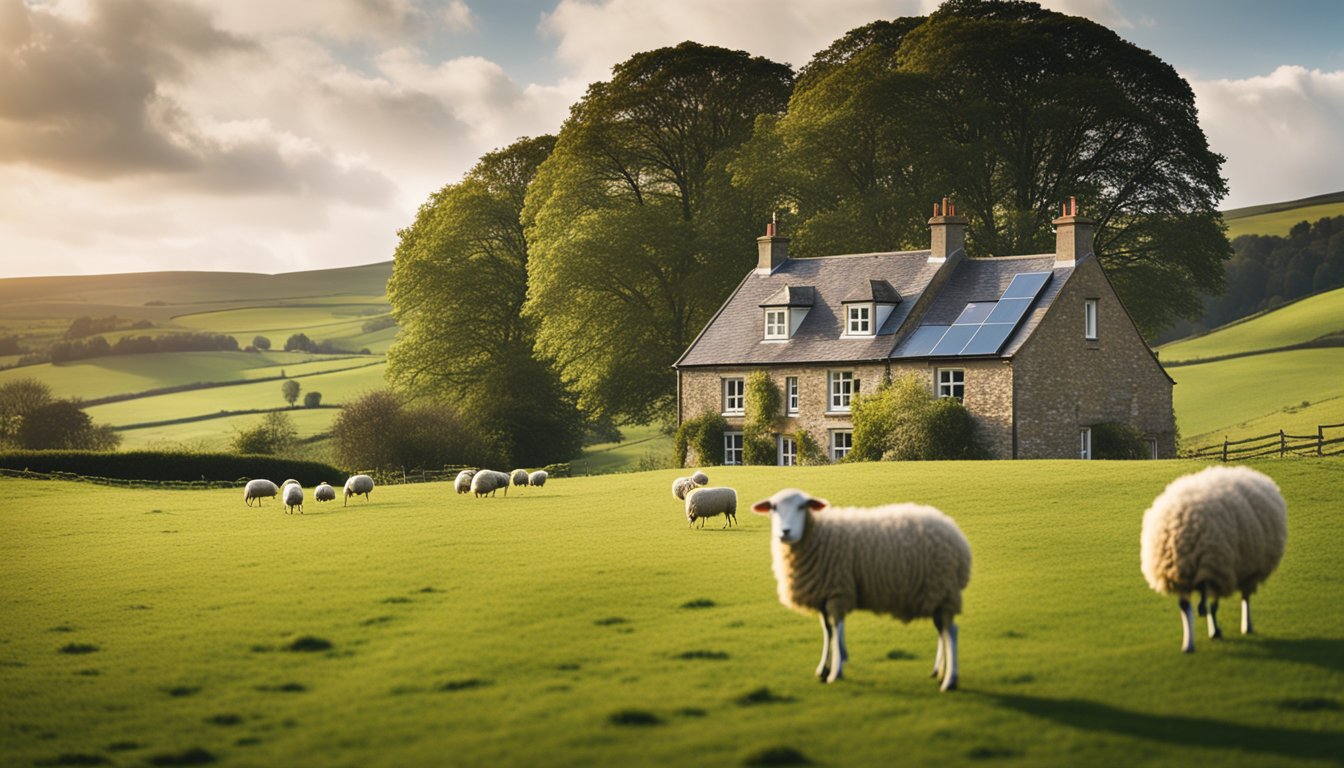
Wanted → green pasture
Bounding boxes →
[2,460,1340,767]
[1169,348,1344,446]
[1159,287,1344,364]
[85,363,387,427]
[169,305,385,336]
[117,408,340,452]
[572,423,675,475]
[1224,200,1344,240]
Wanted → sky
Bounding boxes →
[0,0,1341,279]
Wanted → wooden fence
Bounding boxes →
[1186,423,1344,461]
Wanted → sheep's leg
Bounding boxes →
[826,616,846,683]
[932,614,946,679]
[1207,597,1222,639]
[1179,596,1195,653]
[940,621,959,692]
[815,613,833,681]
[1241,592,1254,635]
[837,619,848,663]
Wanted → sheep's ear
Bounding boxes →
[806,497,829,511]
[751,500,773,515]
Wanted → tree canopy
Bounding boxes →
[733,0,1230,335]
[524,42,794,424]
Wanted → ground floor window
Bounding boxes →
[831,429,852,462]
[937,368,964,401]
[1148,438,1159,460]
[724,431,743,465]
[779,436,797,466]
[1080,428,1092,460]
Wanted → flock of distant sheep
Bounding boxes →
[238,462,1287,692]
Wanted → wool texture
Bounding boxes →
[685,486,737,524]
[243,478,279,504]
[314,482,336,502]
[454,470,476,495]
[671,476,699,501]
[528,470,548,487]
[690,470,709,486]
[511,469,530,487]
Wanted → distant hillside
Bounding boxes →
[1222,190,1344,240]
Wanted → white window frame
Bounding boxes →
[828,370,855,413]
[1080,427,1092,460]
[764,309,788,340]
[1084,299,1098,340]
[1148,438,1159,460]
[722,378,745,415]
[831,429,852,462]
[937,368,965,402]
[724,431,743,466]
[779,435,797,466]
[846,304,872,336]
[785,376,799,415]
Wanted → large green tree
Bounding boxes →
[734,1,1230,336]
[524,42,794,424]
[387,135,583,467]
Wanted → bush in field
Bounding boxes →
[281,379,301,407]
[253,335,272,351]
[331,390,499,472]
[1,379,119,451]
[284,333,315,352]
[304,391,322,408]
[674,411,728,467]
[0,378,52,445]
[232,412,299,455]
[1091,421,1149,460]
[849,375,983,461]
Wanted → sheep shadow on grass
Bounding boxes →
[1232,636,1344,675]
[981,692,1344,765]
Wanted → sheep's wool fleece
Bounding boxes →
[690,471,709,486]
[345,475,374,495]
[528,471,547,487]
[511,469,529,486]
[671,477,698,501]
[283,484,304,506]
[471,471,507,495]
[1140,465,1286,598]
[454,471,476,494]
[314,483,336,501]
[772,503,971,623]
[244,479,278,500]
[686,486,737,520]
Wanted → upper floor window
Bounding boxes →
[846,304,872,336]
[831,429,852,461]
[937,369,965,402]
[785,376,799,415]
[1084,299,1098,340]
[723,378,745,415]
[765,309,788,340]
[829,371,856,412]
[724,432,743,465]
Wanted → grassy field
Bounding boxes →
[1158,287,1344,364]
[572,423,675,475]
[2,460,1341,767]
[1221,190,1344,240]
[116,408,342,452]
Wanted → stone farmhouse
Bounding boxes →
[672,200,1176,463]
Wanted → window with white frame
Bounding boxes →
[828,371,855,412]
[724,432,743,465]
[831,430,852,461]
[785,377,799,415]
[1148,438,1159,460]
[779,436,797,466]
[723,378,745,415]
[1084,299,1098,340]
[1080,427,1092,460]
[937,369,965,402]
[765,309,788,340]
[846,304,872,335]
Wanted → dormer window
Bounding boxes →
[765,309,788,340]
[759,285,814,342]
[846,304,872,336]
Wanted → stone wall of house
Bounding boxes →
[1011,258,1176,458]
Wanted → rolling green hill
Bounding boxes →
[1159,286,1344,364]
[1221,190,1344,239]
[3,460,1341,767]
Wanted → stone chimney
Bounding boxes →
[928,197,967,263]
[756,212,789,274]
[1052,196,1094,266]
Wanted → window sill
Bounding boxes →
[824,410,853,416]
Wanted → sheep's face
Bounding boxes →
[752,488,828,544]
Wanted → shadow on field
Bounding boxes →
[1236,636,1344,675]
[982,693,1344,764]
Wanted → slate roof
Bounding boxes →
[842,279,902,304]
[676,251,1074,368]
[759,285,815,308]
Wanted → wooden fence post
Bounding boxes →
[1320,425,1325,457]
[1222,437,1228,463]
[1279,430,1286,458]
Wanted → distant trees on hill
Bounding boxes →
[284,333,353,354]
[63,315,152,339]
[46,333,240,363]
[0,378,120,451]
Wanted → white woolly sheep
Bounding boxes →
[685,486,737,529]
[455,470,476,495]
[511,469,530,489]
[283,482,304,515]
[528,470,548,488]
[690,470,709,486]
[344,474,375,507]
[671,476,700,501]
[281,478,299,488]
[751,488,972,692]
[243,478,279,507]
[314,482,336,502]
[1140,465,1287,653]
[471,470,510,498]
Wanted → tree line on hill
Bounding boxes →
[0,378,119,451]
[385,0,1230,469]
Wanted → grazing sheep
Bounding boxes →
[283,482,304,515]
[751,488,972,691]
[243,478,279,508]
[511,469,530,489]
[1140,465,1287,653]
[685,486,738,529]
[471,470,510,498]
[690,470,709,486]
[454,470,477,495]
[528,470,548,488]
[314,482,336,502]
[281,478,299,488]
[344,474,375,507]
[671,476,700,501]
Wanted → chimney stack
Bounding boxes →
[928,197,967,263]
[1052,196,1094,266]
[757,211,789,273]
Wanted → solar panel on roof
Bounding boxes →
[928,324,979,356]
[953,302,995,325]
[960,323,1017,356]
[1001,271,1051,299]
[985,297,1033,325]
[899,325,948,357]
[900,270,1052,358]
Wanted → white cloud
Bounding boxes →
[441,0,476,33]
[1192,66,1344,208]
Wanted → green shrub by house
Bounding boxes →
[1091,421,1149,460]
[849,375,983,461]
[743,371,782,465]
[674,411,728,467]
